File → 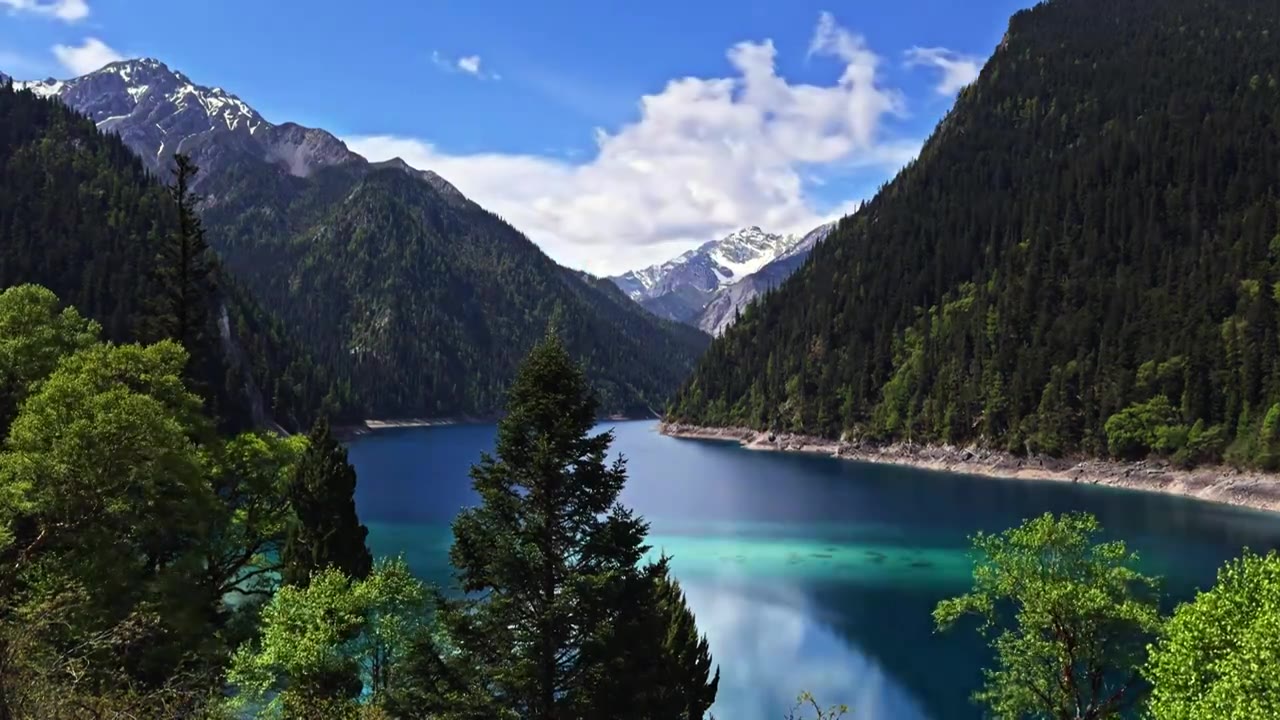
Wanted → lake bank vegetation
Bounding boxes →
[3,285,1275,717]
[660,423,1280,513]
[0,301,722,718]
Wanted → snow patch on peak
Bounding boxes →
[14,78,64,97]
[609,225,805,309]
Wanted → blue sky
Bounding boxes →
[0,0,1032,274]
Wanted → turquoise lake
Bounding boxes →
[347,420,1280,720]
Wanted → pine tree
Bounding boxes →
[280,418,372,586]
[440,331,666,719]
[652,571,720,720]
[596,566,722,720]
[147,153,215,361]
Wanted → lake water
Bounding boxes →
[348,420,1280,720]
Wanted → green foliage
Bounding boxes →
[281,418,372,587]
[1104,396,1183,459]
[0,338,222,708]
[647,570,720,720]
[1170,420,1227,468]
[1144,551,1280,720]
[934,513,1162,720]
[228,557,429,717]
[1255,404,1280,469]
[205,430,308,601]
[669,0,1280,469]
[436,332,716,718]
[0,340,211,551]
[0,284,99,435]
[0,285,311,716]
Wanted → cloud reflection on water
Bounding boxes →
[680,575,935,720]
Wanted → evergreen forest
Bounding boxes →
[670,0,1280,468]
[197,143,709,419]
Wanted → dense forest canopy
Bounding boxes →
[670,0,1280,468]
[0,82,344,431]
[198,151,709,419]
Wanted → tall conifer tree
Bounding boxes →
[146,154,215,362]
[439,331,702,719]
[281,418,372,586]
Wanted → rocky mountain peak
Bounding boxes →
[10,57,465,195]
[609,222,834,333]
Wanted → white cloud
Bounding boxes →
[905,46,981,95]
[432,50,498,80]
[351,13,918,275]
[0,0,88,22]
[52,37,122,75]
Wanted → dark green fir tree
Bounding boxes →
[281,418,373,586]
[651,570,720,720]
[436,331,716,719]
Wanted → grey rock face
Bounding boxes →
[694,222,834,335]
[611,223,834,333]
[15,58,365,187]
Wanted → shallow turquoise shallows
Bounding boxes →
[347,420,1280,720]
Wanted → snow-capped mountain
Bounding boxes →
[610,223,833,332]
[694,222,834,336]
[11,58,381,186]
[610,226,803,323]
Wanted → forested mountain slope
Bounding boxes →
[206,160,710,417]
[20,60,709,418]
[670,0,1280,467]
[0,82,343,430]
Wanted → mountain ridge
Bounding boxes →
[14,58,709,418]
[610,223,833,334]
[14,58,363,184]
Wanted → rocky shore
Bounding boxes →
[659,423,1280,514]
[333,417,460,441]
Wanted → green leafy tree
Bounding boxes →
[1144,551,1280,720]
[438,332,678,719]
[0,284,99,435]
[281,418,372,587]
[0,339,219,711]
[204,431,308,604]
[1103,396,1182,459]
[934,513,1162,720]
[228,557,428,718]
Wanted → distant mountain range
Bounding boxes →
[12,59,709,418]
[610,223,834,335]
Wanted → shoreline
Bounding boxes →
[334,417,462,441]
[335,411,657,442]
[659,422,1280,514]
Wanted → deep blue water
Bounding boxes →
[348,420,1280,720]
